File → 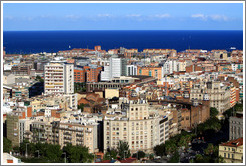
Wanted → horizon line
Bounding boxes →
[3,29,243,32]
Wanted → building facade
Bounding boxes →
[190,81,231,113]
[103,99,169,154]
[219,137,243,163]
[44,62,74,95]
[229,113,243,140]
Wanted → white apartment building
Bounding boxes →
[103,98,169,154]
[126,65,137,76]
[110,57,121,78]
[163,59,178,74]
[44,62,74,95]
[100,56,127,81]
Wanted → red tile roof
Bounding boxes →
[220,137,243,147]
[119,157,137,163]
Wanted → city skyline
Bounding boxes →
[3,2,244,31]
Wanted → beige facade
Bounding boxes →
[104,99,169,154]
[213,50,229,60]
[44,62,74,95]
[219,138,243,163]
[3,74,15,85]
[190,81,230,113]
[6,115,20,147]
[58,122,98,153]
[105,89,119,99]
[30,94,77,112]
[30,119,98,153]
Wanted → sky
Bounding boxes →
[3,3,244,31]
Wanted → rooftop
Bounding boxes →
[220,137,243,147]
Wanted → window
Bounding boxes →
[228,153,230,158]
[224,153,226,158]
[149,70,152,76]
[232,154,234,159]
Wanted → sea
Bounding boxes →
[3,30,243,54]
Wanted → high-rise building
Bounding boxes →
[101,56,127,81]
[74,66,102,83]
[44,62,74,95]
[6,114,20,147]
[126,65,137,76]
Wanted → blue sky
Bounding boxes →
[3,3,244,31]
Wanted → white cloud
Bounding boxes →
[191,14,229,21]
[4,16,14,20]
[65,15,81,20]
[210,15,228,21]
[154,14,170,18]
[191,14,207,21]
[126,14,141,17]
[97,14,112,17]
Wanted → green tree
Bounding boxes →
[195,154,204,163]
[35,75,44,83]
[168,150,180,163]
[3,137,12,153]
[132,151,145,160]
[153,143,165,157]
[63,144,93,163]
[43,143,63,162]
[215,156,225,163]
[103,149,118,160]
[77,103,85,112]
[164,140,177,155]
[178,135,191,150]
[19,140,35,157]
[117,140,131,160]
[210,107,219,118]
[204,143,215,155]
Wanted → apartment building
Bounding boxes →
[229,112,243,140]
[163,59,178,74]
[142,49,177,56]
[219,137,243,163]
[126,65,137,76]
[74,66,102,83]
[6,114,20,147]
[29,117,99,153]
[212,50,229,60]
[137,66,163,80]
[100,56,127,81]
[190,81,231,113]
[74,67,86,82]
[103,98,169,154]
[44,62,74,95]
[11,65,31,76]
[230,86,237,107]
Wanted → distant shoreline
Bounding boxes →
[3,30,243,54]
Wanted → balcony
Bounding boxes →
[76,139,84,142]
[64,137,72,140]
[85,130,92,133]
[76,134,83,137]
[63,132,72,136]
